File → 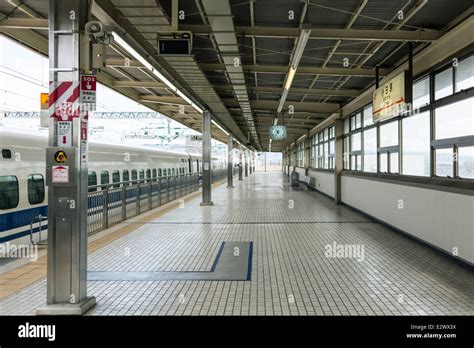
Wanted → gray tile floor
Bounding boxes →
[1,172,473,316]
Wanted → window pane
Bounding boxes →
[0,176,19,209]
[435,67,453,100]
[112,170,120,188]
[350,116,356,131]
[152,169,157,178]
[123,170,129,185]
[390,153,399,173]
[344,118,350,134]
[363,105,373,127]
[324,142,328,168]
[380,153,387,173]
[435,148,453,177]
[350,155,356,170]
[402,111,430,176]
[28,174,45,205]
[459,146,474,178]
[380,121,399,147]
[324,129,328,141]
[139,169,144,180]
[146,169,151,179]
[329,140,334,155]
[413,77,430,109]
[456,55,474,92]
[343,137,350,169]
[350,132,361,151]
[355,112,362,129]
[88,171,97,192]
[363,127,377,172]
[132,170,137,182]
[435,97,474,139]
[101,171,109,188]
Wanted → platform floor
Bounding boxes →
[1,172,473,315]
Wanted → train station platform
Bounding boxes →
[1,172,472,316]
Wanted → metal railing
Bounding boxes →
[86,169,228,235]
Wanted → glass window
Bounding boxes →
[458,146,474,179]
[146,169,151,180]
[88,171,97,192]
[363,105,373,127]
[324,142,329,169]
[413,77,430,109]
[435,67,453,100]
[2,149,12,159]
[139,169,145,180]
[355,112,362,129]
[435,148,453,177]
[379,121,398,147]
[158,169,162,177]
[123,170,129,185]
[343,137,350,169]
[132,169,137,183]
[350,132,361,152]
[379,153,388,173]
[27,174,45,205]
[402,112,430,176]
[324,129,328,141]
[455,55,474,92]
[172,168,175,176]
[435,97,474,139]
[329,140,335,155]
[0,176,19,209]
[390,153,399,173]
[101,171,109,188]
[112,170,120,188]
[363,127,377,172]
[344,118,350,134]
[152,169,157,179]
[350,116,356,131]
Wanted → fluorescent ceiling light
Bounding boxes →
[211,119,229,136]
[112,32,203,114]
[277,28,311,114]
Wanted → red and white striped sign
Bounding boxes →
[49,81,81,121]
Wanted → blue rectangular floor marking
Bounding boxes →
[87,241,253,281]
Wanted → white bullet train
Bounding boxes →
[0,128,226,248]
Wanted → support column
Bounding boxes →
[227,134,233,188]
[201,110,213,206]
[249,151,253,174]
[38,0,96,315]
[334,118,344,204]
[253,152,256,173]
[238,148,243,180]
[245,150,249,177]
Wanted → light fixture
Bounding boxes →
[211,119,229,136]
[112,32,203,114]
[277,27,311,113]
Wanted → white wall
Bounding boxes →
[308,169,335,198]
[341,176,474,265]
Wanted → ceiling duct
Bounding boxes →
[200,0,261,150]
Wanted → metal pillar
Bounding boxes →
[245,150,249,177]
[334,118,344,204]
[37,0,96,315]
[227,134,234,188]
[249,152,253,174]
[238,149,243,180]
[201,110,213,206]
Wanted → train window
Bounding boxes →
[112,170,120,188]
[132,169,137,184]
[139,169,145,181]
[88,172,97,192]
[172,168,175,176]
[27,174,45,205]
[100,171,109,189]
[158,169,162,177]
[2,149,12,159]
[167,168,171,176]
[122,170,129,185]
[146,169,151,181]
[152,169,157,179]
[0,175,19,210]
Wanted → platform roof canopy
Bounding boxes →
[1,0,473,150]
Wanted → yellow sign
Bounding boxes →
[40,93,49,109]
[54,150,67,163]
[372,71,406,122]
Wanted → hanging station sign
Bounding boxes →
[269,125,287,140]
[372,71,408,123]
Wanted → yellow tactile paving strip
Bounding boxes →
[0,180,225,299]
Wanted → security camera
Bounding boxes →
[85,21,104,38]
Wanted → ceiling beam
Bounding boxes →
[214,85,359,97]
[113,80,165,88]
[223,99,339,113]
[180,24,441,42]
[0,18,48,29]
[139,95,189,105]
[200,63,386,77]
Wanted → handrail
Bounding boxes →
[30,214,48,245]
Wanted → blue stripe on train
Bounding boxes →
[0,224,48,243]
